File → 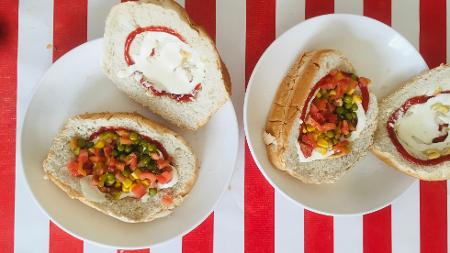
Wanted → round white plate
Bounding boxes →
[20,38,239,248]
[244,14,427,215]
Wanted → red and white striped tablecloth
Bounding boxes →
[1,0,448,252]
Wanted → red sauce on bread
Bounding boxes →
[386,91,450,166]
[124,26,201,102]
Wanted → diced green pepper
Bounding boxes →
[148,188,157,196]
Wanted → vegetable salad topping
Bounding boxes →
[67,128,174,202]
[299,70,370,158]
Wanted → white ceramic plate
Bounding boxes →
[20,38,238,248]
[244,14,427,215]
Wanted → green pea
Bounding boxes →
[77,138,86,148]
[344,103,352,109]
[352,103,358,112]
[86,141,94,148]
[344,96,352,104]
[352,112,357,119]
[351,74,358,81]
[138,156,151,167]
[148,144,157,152]
[73,147,80,155]
[105,173,115,186]
[111,150,118,157]
[125,145,133,153]
[122,168,131,177]
[326,131,335,138]
[117,144,125,152]
[148,188,157,196]
[345,112,353,120]
[336,107,344,114]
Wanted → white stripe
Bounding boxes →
[334,216,362,253]
[334,0,363,15]
[392,0,420,50]
[152,237,182,253]
[392,182,420,253]
[275,0,305,37]
[275,191,304,253]
[15,0,53,252]
[214,0,245,252]
[84,243,116,253]
[87,0,120,41]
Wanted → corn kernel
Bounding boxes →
[306,124,315,132]
[122,184,130,193]
[302,128,307,133]
[114,181,121,188]
[94,140,105,149]
[141,179,150,186]
[130,169,141,180]
[352,94,362,103]
[316,147,328,155]
[317,138,328,148]
[347,88,355,95]
[329,90,337,96]
[316,92,322,98]
[123,178,132,188]
[432,103,449,113]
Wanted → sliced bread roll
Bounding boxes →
[372,65,450,180]
[265,49,378,184]
[43,112,197,223]
[102,0,231,130]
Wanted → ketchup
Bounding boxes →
[89,127,171,161]
[386,91,450,166]
[124,26,201,102]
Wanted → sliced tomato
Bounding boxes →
[306,116,321,130]
[300,143,313,158]
[333,140,350,154]
[341,120,350,135]
[67,160,80,177]
[103,145,112,159]
[115,162,125,172]
[89,155,105,163]
[324,113,338,124]
[320,123,336,132]
[319,79,337,90]
[78,149,89,163]
[139,172,158,183]
[309,103,319,115]
[131,183,147,199]
[161,194,173,206]
[157,171,172,184]
[315,99,328,111]
[157,159,170,169]
[301,133,316,148]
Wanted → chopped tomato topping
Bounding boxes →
[67,160,80,177]
[157,171,172,184]
[161,194,173,206]
[157,159,170,169]
[301,133,316,148]
[300,143,314,158]
[131,183,147,199]
[341,120,350,135]
[126,153,138,170]
[119,137,133,145]
[78,149,89,163]
[139,172,158,183]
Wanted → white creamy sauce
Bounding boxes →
[395,93,450,159]
[297,101,366,163]
[79,176,107,203]
[119,31,205,95]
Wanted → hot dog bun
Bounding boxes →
[372,65,450,180]
[43,112,197,223]
[264,49,378,184]
[102,0,231,130]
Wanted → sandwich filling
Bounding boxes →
[120,26,205,102]
[67,127,177,205]
[298,70,370,162]
[387,91,450,165]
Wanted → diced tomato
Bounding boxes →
[139,172,158,183]
[67,160,80,177]
[157,171,172,184]
[324,113,338,123]
[311,111,325,123]
[300,143,313,158]
[358,77,370,87]
[310,103,319,115]
[93,163,105,176]
[115,162,125,172]
[89,155,105,163]
[83,162,93,175]
[320,123,336,132]
[341,120,350,135]
[157,159,170,169]
[77,162,87,176]
[131,183,147,199]
[115,129,129,137]
[301,133,316,148]
[103,146,112,159]
[161,194,173,206]
[78,149,89,163]
[119,137,133,145]
[115,172,125,183]
[333,140,350,154]
[315,99,328,111]
[306,116,321,130]
[319,79,337,90]
[126,153,138,170]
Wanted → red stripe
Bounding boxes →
[419,1,447,252]
[181,1,215,252]
[362,3,392,252]
[245,1,275,252]
[0,0,18,252]
[304,210,333,253]
[50,0,87,252]
[302,2,334,253]
[305,0,334,19]
[182,214,214,253]
[185,0,216,41]
[363,0,391,26]
[363,207,392,253]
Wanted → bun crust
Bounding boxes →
[102,0,231,130]
[43,112,198,223]
[372,65,450,180]
[265,49,378,184]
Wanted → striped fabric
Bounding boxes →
[2,0,448,252]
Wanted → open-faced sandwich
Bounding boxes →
[373,65,450,180]
[264,49,378,184]
[102,0,231,130]
[43,112,197,223]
